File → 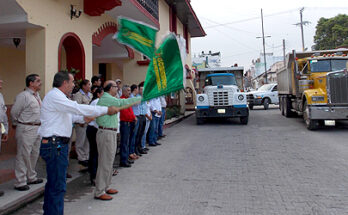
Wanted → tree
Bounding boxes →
[313,14,348,50]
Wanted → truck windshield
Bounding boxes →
[310,59,348,72]
[205,75,237,86]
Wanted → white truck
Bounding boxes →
[246,83,279,110]
[195,73,249,125]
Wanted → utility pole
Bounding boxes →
[283,39,286,66]
[256,9,271,84]
[294,7,310,52]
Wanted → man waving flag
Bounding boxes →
[142,33,186,100]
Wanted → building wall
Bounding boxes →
[0,46,26,104]
[16,0,115,94]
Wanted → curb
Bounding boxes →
[164,111,195,129]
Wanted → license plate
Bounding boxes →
[217,109,225,114]
[324,120,335,126]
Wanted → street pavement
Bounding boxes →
[9,105,348,215]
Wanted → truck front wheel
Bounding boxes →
[196,118,204,125]
[303,101,318,130]
[240,116,248,125]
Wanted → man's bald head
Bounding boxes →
[103,80,117,96]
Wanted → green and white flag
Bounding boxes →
[115,16,158,58]
[143,33,186,101]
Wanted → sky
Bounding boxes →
[190,0,348,70]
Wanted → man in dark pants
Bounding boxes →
[119,85,136,167]
[135,82,147,154]
[38,71,119,215]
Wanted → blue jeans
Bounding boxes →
[149,113,160,145]
[141,118,151,148]
[158,107,166,137]
[129,120,139,154]
[40,138,69,215]
[120,121,131,164]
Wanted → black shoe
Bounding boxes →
[0,190,4,197]
[139,149,148,154]
[155,142,162,146]
[144,148,149,151]
[119,162,132,168]
[128,159,134,164]
[15,185,30,191]
[28,178,43,185]
[78,160,89,167]
[148,144,157,147]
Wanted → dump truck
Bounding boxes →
[195,71,248,125]
[277,48,348,130]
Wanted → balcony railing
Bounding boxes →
[136,0,159,20]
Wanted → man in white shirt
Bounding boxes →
[38,71,119,215]
[148,97,162,146]
[0,78,8,197]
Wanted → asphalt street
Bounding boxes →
[10,105,348,215]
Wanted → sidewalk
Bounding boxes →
[0,111,195,215]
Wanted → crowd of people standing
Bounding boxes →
[0,71,168,214]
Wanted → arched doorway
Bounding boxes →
[58,33,85,80]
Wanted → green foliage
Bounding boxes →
[314,14,348,50]
[165,105,180,120]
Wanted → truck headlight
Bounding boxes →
[312,96,324,102]
[198,96,205,102]
[238,95,244,101]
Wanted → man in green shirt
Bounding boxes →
[95,80,141,201]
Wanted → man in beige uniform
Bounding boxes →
[73,80,92,167]
[11,74,43,191]
[0,78,8,197]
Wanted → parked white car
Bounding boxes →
[246,83,278,110]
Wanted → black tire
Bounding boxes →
[303,101,319,130]
[284,97,292,118]
[249,104,254,110]
[196,118,204,125]
[240,116,248,125]
[280,97,285,116]
[263,98,270,110]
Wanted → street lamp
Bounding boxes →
[256,8,271,84]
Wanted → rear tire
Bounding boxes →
[284,97,292,118]
[263,98,270,110]
[303,101,319,130]
[240,116,248,125]
[280,97,285,116]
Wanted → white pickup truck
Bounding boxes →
[246,83,278,110]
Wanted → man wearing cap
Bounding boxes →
[11,74,43,191]
[0,78,8,197]
[95,80,141,201]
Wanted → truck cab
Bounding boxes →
[277,49,348,130]
[195,73,249,125]
[247,83,278,110]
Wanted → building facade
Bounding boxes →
[0,0,205,159]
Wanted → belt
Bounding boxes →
[42,136,70,144]
[98,126,117,131]
[19,121,41,126]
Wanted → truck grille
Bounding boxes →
[213,91,229,106]
[247,94,254,101]
[327,70,348,104]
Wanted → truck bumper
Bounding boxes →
[196,106,249,118]
[248,98,262,106]
[310,105,348,120]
